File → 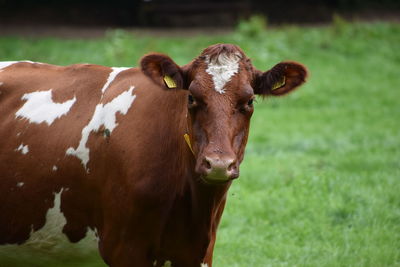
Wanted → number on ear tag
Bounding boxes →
[164,75,177,88]
[272,76,286,90]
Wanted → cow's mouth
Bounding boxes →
[200,175,237,186]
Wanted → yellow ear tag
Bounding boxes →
[183,133,195,155]
[272,76,286,90]
[163,75,177,88]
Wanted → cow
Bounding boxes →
[0,44,307,266]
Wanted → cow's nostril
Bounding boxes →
[203,158,212,170]
[227,161,236,172]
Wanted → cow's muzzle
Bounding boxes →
[197,156,239,184]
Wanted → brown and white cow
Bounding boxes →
[0,44,307,266]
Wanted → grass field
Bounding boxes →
[1,18,399,266]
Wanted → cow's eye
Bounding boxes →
[239,97,255,114]
[188,94,196,108]
[188,94,194,104]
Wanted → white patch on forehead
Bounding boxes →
[205,52,241,94]
[66,86,136,170]
[16,144,29,154]
[15,89,76,125]
[200,264,208,267]
[52,165,58,171]
[101,67,129,94]
[16,182,24,187]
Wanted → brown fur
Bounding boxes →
[0,44,307,267]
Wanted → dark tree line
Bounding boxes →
[0,0,398,27]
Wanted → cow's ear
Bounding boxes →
[140,53,185,89]
[253,61,308,96]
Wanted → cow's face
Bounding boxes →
[141,44,307,185]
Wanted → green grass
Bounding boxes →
[1,19,399,266]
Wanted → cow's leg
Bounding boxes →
[97,213,160,267]
[203,238,215,267]
[99,237,154,267]
[202,198,227,267]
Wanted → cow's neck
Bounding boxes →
[173,92,230,210]
[157,89,230,242]
[147,85,230,219]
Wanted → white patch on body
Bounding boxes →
[16,144,29,154]
[101,67,129,94]
[0,61,19,71]
[205,52,241,94]
[200,264,208,267]
[29,190,67,244]
[0,82,3,86]
[15,89,76,125]
[0,189,99,255]
[66,86,136,170]
[0,60,38,72]
[52,165,58,171]
[16,182,24,187]
[162,260,172,267]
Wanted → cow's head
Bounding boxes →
[141,44,307,185]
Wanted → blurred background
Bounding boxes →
[0,0,399,36]
[0,1,399,267]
